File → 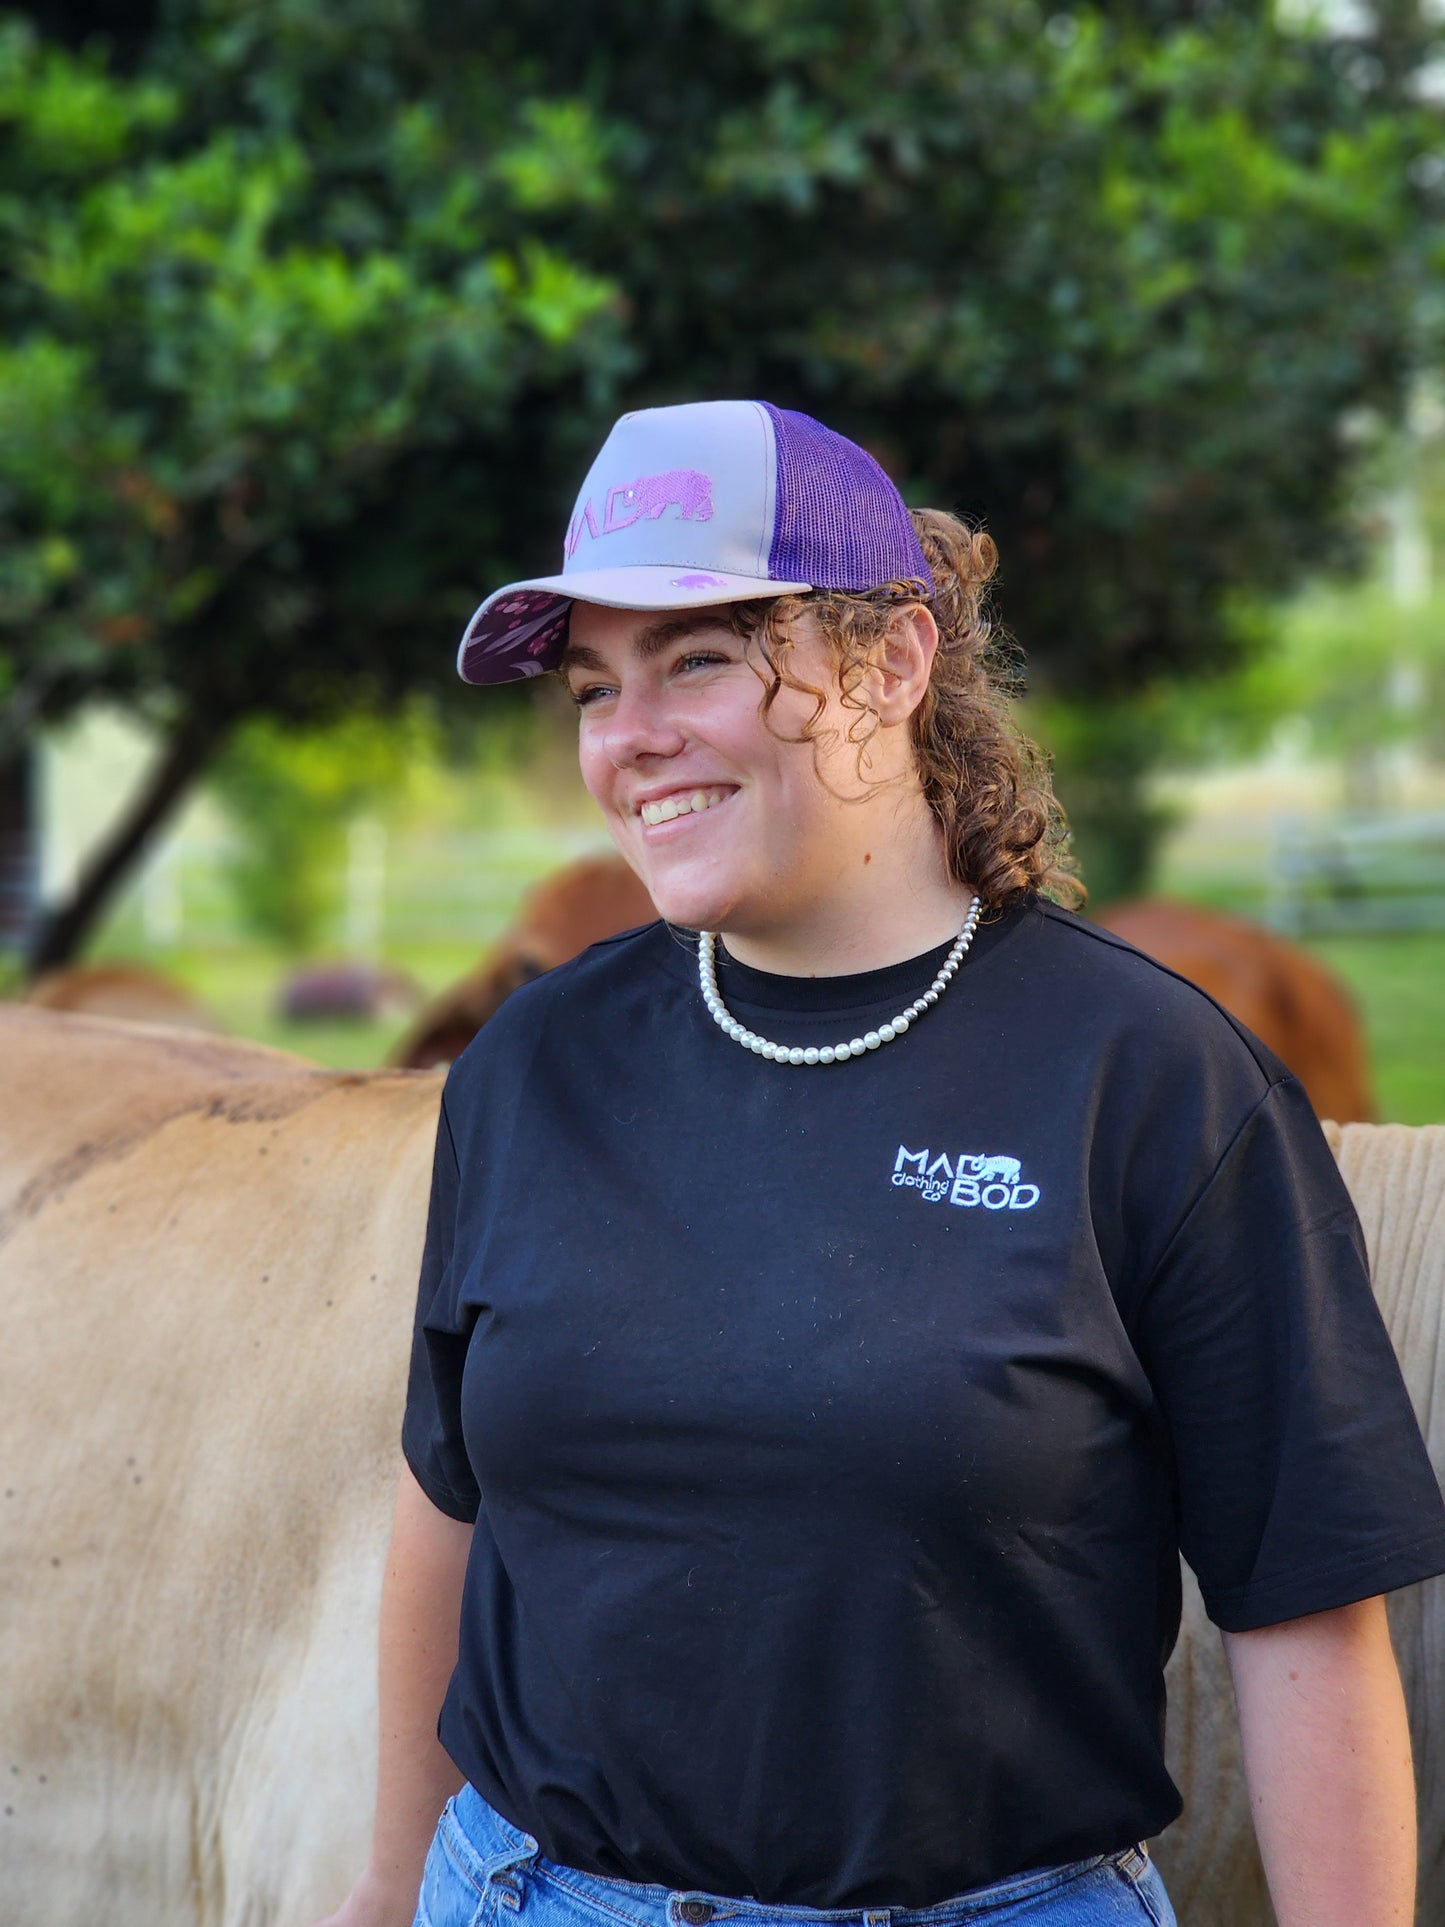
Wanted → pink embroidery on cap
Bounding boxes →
[671,573,725,590]
[605,468,714,532]
[565,499,603,560]
[566,470,715,557]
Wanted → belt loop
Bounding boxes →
[1116,1844,1148,1883]
[487,1831,541,1910]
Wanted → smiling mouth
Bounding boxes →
[638,787,732,827]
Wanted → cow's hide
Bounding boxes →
[0,1010,1438,1925]
[23,961,224,1033]
[1094,900,1374,1125]
[0,1009,442,1925]
[390,856,655,1069]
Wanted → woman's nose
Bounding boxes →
[601,686,686,769]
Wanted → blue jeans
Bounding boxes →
[413,1786,1176,1927]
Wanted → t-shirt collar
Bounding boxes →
[696,899,1030,1016]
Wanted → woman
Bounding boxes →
[322,401,1445,1927]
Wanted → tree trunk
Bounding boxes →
[25,711,232,979]
[0,747,37,957]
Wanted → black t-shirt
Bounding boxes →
[403,899,1445,1909]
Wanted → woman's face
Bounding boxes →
[562,601,900,939]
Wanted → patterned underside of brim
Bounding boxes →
[468,590,570,679]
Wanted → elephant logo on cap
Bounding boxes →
[567,469,715,556]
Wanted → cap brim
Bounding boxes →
[457,565,812,686]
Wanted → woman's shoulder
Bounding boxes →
[1012,896,1289,1096]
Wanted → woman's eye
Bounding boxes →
[677,650,728,672]
[568,683,615,709]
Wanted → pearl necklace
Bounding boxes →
[697,895,982,1065]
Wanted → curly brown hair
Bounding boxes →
[726,507,1083,912]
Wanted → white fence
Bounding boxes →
[1268,811,1445,936]
[122,821,613,955]
[99,808,1445,956]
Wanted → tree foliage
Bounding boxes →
[211,707,426,953]
[0,4,617,744]
[2,0,1440,956]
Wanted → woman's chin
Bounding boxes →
[640,874,739,934]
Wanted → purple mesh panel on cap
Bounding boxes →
[762,405,933,594]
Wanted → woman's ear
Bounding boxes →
[873,604,939,726]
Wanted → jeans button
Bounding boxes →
[680,1903,714,1924]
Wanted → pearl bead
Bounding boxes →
[696,900,979,1066]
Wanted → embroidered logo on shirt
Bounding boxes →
[891,1145,1040,1211]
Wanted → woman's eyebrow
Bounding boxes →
[632,614,734,659]
[559,614,735,677]
[558,642,607,675]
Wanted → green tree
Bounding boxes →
[4,0,1440,959]
[503,0,1433,895]
[0,3,619,968]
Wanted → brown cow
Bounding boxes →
[0,1008,442,1926]
[390,853,655,1067]
[390,858,1374,1121]
[24,961,223,1032]
[1095,898,1374,1123]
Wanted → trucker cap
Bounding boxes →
[457,399,934,685]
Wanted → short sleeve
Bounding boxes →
[1133,1075,1445,1632]
[401,1093,482,1522]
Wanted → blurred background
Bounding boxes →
[1,0,1441,1115]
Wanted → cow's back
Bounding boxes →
[22,962,224,1032]
[0,1008,443,1925]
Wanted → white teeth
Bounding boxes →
[640,789,728,826]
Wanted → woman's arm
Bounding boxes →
[1223,1594,1416,1927]
[314,1464,472,1927]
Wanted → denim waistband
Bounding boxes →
[441,1784,1151,1925]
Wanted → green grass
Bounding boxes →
[1300,930,1445,1126]
[1151,829,1443,1124]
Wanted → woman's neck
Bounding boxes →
[717,799,977,978]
